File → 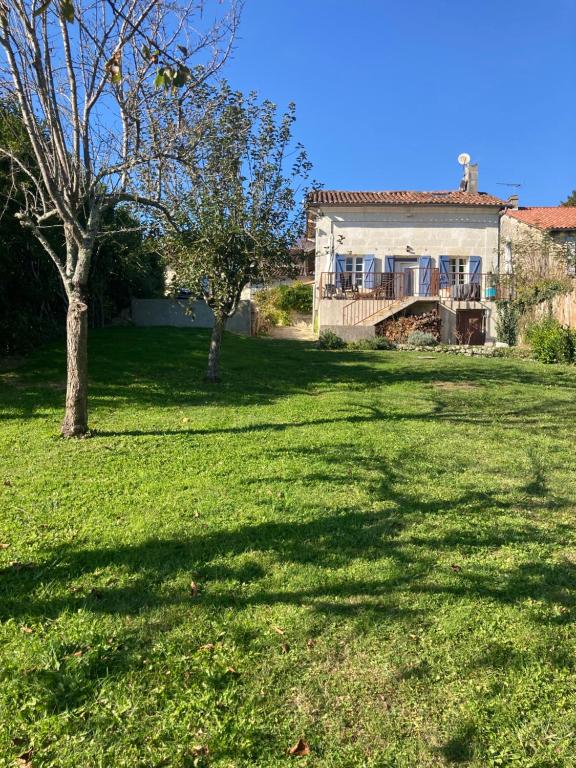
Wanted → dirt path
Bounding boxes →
[268,325,317,341]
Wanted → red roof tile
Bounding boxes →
[504,207,576,231]
[307,189,505,207]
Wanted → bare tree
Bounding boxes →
[0,0,240,436]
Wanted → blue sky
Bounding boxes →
[224,0,575,206]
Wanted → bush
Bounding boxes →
[495,301,519,346]
[526,318,575,364]
[317,330,346,350]
[275,282,313,314]
[254,282,313,332]
[347,337,396,351]
[406,331,438,347]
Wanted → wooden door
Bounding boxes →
[456,309,486,345]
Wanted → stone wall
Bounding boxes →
[314,204,501,276]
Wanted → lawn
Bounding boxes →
[1,328,576,768]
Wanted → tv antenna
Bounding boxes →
[496,182,522,188]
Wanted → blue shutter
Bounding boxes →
[385,256,394,274]
[335,254,345,289]
[419,256,433,296]
[364,255,375,289]
[469,256,481,284]
[439,255,450,289]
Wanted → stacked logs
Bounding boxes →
[377,310,441,343]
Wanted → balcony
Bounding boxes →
[319,269,439,301]
[319,270,514,303]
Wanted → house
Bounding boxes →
[307,159,513,344]
[500,204,576,328]
[500,205,576,277]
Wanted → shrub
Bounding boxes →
[526,318,575,364]
[254,282,313,333]
[495,300,520,346]
[275,282,313,314]
[406,331,438,347]
[317,330,346,350]
[348,337,396,351]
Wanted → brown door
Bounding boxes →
[456,309,486,345]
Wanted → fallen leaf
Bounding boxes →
[272,625,285,636]
[199,643,215,651]
[190,581,199,597]
[450,564,462,572]
[0,542,9,549]
[288,738,310,757]
[306,638,315,649]
[190,745,209,756]
[226,666,239,674]
[20,626,34,634]
[280,643,290,654]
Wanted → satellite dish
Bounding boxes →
[458,152,471,166]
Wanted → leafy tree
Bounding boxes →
[0,99,66,354]
[0,101,163,353]
[166,86,313,382]
[0,0,239,435]
[561,190,576,207]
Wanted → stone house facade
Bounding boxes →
[307,166,509,344]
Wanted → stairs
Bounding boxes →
[343,295,424,326]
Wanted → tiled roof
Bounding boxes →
[307,189,505,207]
[504,207,576,231]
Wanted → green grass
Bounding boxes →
[2,328,576,767]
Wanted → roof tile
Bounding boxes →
[504,207,576,231]
[308,189,505,207]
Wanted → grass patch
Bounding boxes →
[2,328,576,767]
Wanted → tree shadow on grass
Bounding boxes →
[3,327,576,426]
[2,450,574,626]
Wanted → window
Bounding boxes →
[345,256,364,286]
[448,258,467,285]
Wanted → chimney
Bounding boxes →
[467,163,478,194]
[507,194,519,209]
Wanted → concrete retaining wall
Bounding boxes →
[131,299,252,335]
[321,325,376,341]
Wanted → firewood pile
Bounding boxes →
[376,310,441,342]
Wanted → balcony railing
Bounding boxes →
[319,269,439,301]
[319,270,514,302]
[439,272,514,301]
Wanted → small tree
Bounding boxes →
[495,300,519,346]
[0,0,239,435]
[167,87,313,382]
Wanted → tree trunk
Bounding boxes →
[61,290,89,437]
[206,314,225,383]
